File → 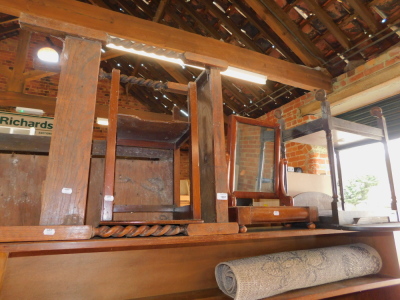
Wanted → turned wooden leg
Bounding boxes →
[239,225,247,233]
[307,222,316,229]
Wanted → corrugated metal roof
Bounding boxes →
[337,93,400,140]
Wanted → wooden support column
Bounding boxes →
[0,253,7,293]
[8,29,31,92]
[188,82,201,220]
[40,36,102,225]
[196,68,228,223]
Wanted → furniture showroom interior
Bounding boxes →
[0,0,400,299]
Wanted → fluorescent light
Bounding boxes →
[106,41,267,84]
[107,43,184,65]
[97,117,109,126]
[221,67,267,85]
[16,107,44,115]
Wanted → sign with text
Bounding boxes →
[0,111,54,136]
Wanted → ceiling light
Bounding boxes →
[15,107,44,115]
[107,38,267,84]
[180,109,189,117]
[37,47,59,63]
[96,118,109,126]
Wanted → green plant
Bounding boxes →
[344,175,379,206]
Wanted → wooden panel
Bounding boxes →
[86,157,104,227]
[0,154,47,226]
[0,234,356,299]
[113,158,174,221]
[196,69,228,223]
[0,0,332,91]
[0,226,93,242]
[185,223,238,236]
[40,36,101,225]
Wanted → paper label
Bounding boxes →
[61,188,72,194]
[273,211,279,216]
[104,195,114,202]
[217,193,228,200]
[43,228,55,236]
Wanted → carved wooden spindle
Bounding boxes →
[315,89,340,222]
[93,225,185,238]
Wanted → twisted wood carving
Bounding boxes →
[93,225,184,238]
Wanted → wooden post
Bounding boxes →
[188,82,201,220]
[102,69,120,221]
[196,68,228,223]
[8,29,31,92]
[40,36,101,225]
[0,252,8,293]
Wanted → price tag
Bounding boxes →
[217,193,228,200]
[273,211,280,216]
[104,195,114,202]
[43,228,55,236]
[61,188,72,194]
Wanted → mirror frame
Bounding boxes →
[227,115,282,206]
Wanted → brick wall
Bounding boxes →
[259,44,400,175]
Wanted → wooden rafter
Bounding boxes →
[346,0,379,33]
[3,0,331,91]
[202,1,258,51]
[8,29,30,92]
[179,0,222,39]
[243,0,323,67]
[302,0,351,50]
[153,0,168,23]
[0,23,19,35]
[230,0,301,64]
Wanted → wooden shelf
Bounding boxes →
[0,229,352,255]
[135,275,400,300]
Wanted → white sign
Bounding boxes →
[0,111,53,136]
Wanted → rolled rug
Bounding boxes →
[215,243,382,300]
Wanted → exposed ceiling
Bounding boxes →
[0,0,399,118]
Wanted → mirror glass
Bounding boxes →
[234,122,275,193]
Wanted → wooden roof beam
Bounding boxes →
[244,0,323,67]
[2,0,332,91]
[346,0,379,33]
[179,1,222,39]
[302,0,351,50]
[202,1,259,51]
[230,0,301,64]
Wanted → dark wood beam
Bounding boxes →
[8,29,30,92]
[244,0,323,67]
[346,0,379,33]
[202,1,258,51]
[3,0,332,91]
[230,0,301,64]
[0,15,18,24]
[153,0,168,23]
[179,0,222,39]
[302,0,351,50]
[0,23,19,35]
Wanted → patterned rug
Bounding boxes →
[215,243,382,300]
